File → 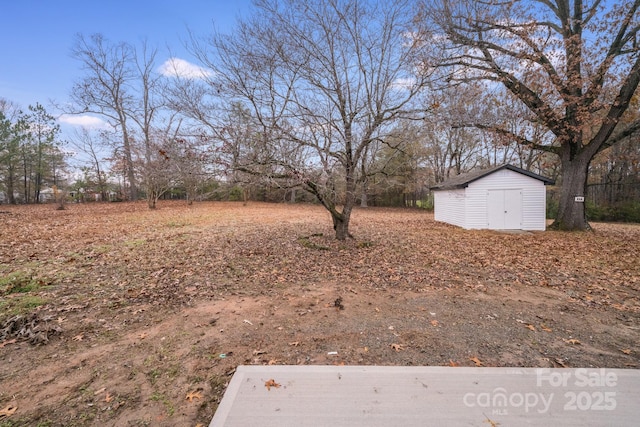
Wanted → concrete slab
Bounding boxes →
[210,365,640,426]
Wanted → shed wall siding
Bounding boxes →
[434,189,466,228]
[465,169,547,231]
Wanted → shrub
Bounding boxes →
[228,186,244,201]
[586,201,640,223]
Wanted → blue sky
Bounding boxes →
[0,0,251,113]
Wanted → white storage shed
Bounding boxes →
[430,164,555,231]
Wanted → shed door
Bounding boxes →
[487,189,522,229]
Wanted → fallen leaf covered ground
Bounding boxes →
[0,201,638,426]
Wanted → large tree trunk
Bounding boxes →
[333,178,356,240]
[332,208,352,240]
[305,174,357,240]
[552,157,590,231]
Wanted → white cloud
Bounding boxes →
[158,57,213,79]
[59,114,109,129]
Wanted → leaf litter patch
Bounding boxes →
[1,312,63,345]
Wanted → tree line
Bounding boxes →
[1,0,639,237]
[0,101,65,205]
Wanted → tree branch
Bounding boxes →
[458,122,560,155]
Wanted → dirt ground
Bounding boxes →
[0,201,638,426]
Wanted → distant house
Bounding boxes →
[38,188,56,203]
[430,164,555,231]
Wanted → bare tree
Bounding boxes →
[170,134,212,205]
[192,0,430,239]
[419,85,485,183]
[129,41,169,209]
[69,128,110,201]
[425,0,640,230]
[136,130,173,209]
[70,34,138,201]
[368,125,429,207]
[70,35,183,208]
[214,102,308,203]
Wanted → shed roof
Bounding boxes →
[430,164,555,191]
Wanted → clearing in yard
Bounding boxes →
[0,201,638,426]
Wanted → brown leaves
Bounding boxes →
[483,415,501,427]
[469,356,483,367]
[1,313,62,346]
[0,405,17,419]
[264,379,281,391]
[518,320,553,333]
[390,343,405,352]
[186,390,203,402]
[93,387,114,404]
[7,202,635,310]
